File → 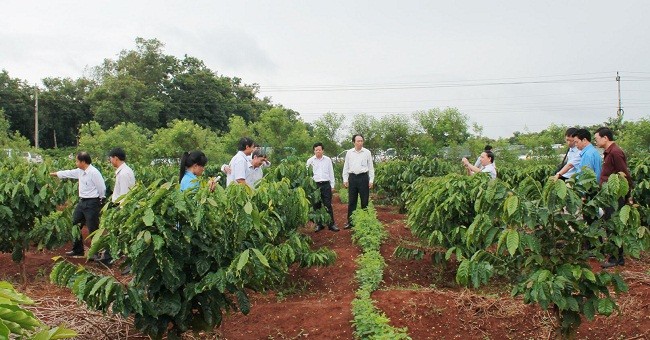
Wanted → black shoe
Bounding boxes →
[600,257,625,268]
[315,224,324,232]
[97,258,113,267]
[329,224,340,232]
[343,223,352,230]
[65,250,84,257]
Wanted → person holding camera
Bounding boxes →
[553,127,581,181]
[462,151,496,179]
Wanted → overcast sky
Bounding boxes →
[2,1,649,138]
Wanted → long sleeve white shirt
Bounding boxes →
[226,151,249,186]
[306,155,336,189]
[56,165,106,199]
[342,147,375,183]
[112,163,136,202]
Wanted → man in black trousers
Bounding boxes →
[306,142,339,232]
[50,152,106,257]
[342,134,375,229]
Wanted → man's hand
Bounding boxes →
[369,182,374,189]
[343,181,349,188]
[49,172,58,177]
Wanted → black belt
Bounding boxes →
[80,197,100,201]
[349,172,368,176]
[316,181,330,185]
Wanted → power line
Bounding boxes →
[260,77,613,92]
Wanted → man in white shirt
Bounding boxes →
[553,127,581,181]
[109,148,136,203]
[97,147,136,265]
[50,152,106,257]
[307,142,339,232]
[222,142,271,183]
[462,151,497,179]
[245,149,268,189]
[473,145,493,169]
[342,134,375,229]
[226,137,255,186]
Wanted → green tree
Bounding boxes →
[220,116,254,155]
[252,107,311,159]
[0,109,30,149]
[147,119,223,164]
[311,112,345,156]
[413,108,470,151]
[349,114,381,150]
[78,121,152,163]
[0,70,34,145]
[375,114,413,155]
[87,73,164,130]
[39,77,95,148]
[619,118,650,157]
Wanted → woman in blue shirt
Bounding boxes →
[179,151,208,192]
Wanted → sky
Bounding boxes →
[2,0,649,138]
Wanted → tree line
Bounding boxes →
[1,37,649,162]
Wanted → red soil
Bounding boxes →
[1,196,649,339]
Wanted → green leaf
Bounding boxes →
[143,208,155,226]
[456,260,470,286]
[0,322,9,339]
[505,196,519,216]
[251,248,270,268]
[243,201,253,214]
[582,268,596,283]
[236,249,250,271]
[506,229,519,256]
[555,180,567,199]
[33,326,78,340]
[619,205,630,224]
[583,299,596,320]
[597,298,614,316]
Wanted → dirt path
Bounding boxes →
[217,195,360,339]
[2,197,649,339]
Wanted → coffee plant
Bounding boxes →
[0,159,75,266]
[51,177,336,339]
[403,168,649,337]
[0,280,77,339]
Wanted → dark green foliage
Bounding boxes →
[0,160,76,262]
[630,157,650,227]
[374,158,455,208]
[52,176,335,339]
[405,166,648,337]
[498,163,555,188]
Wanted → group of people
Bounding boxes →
[459,127,633,268]
[51,129,631,269]
[50,135,376,263]
[554,127,633,268]
[50,148,135,265]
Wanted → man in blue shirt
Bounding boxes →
[572,128,602,180]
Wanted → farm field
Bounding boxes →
[2,195,648,339]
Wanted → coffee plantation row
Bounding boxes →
[1,155,649,338]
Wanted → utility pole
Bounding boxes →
[616,72,624,121]
[34,85,39,149]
